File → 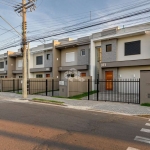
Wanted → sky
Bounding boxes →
[0,0,150,54]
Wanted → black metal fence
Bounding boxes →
[0,78,140,104]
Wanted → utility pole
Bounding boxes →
[14,0,36,99]
[27,42,30,79]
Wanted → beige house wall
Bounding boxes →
[53,40,61,79]
[118,66,150,79]
[117,34,150,61]
[7,51,16,78]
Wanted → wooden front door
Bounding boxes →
[105,71,113,90]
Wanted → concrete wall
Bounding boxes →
[140,70,150,104]
[31,72,53,78]
[44,50,53,68]
[60,70,90,80]
[16,57,23,70]
[7,51,16,78]
[53,41,61,79]
[101,39,117,62]
[117,34,150,61]
[59,76,92,97]
[32,52,44,68]
[77,44,90,65]
[61,47,78,66]
[68,76,92,97]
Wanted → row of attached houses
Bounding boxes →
[0,22,150,83]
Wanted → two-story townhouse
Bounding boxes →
[0,53,8,78]
[91,22,150,89]
[53,37,90,80]
[30,43,53,78]
[7,50,23,78]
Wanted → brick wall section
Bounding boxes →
[77,45,90,65]
[101,39,117,62]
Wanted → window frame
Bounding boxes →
[0,62,4,69]
[124,40,141,56]
[66,52,75,62]
[36,56,43,65]
[36,74,43,78]
[47,54,50,60]
[80,49,86,56]
[18,60,23,68]
[106,44,112,52]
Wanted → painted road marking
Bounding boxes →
[141,128,150,133]
[145,123,150,126]
[126,147,139,150]
[134,136,150,144]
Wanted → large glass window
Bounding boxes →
[125,40,141,56]
[36,56,43,65]
[0,62,4,69]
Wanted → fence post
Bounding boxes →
[28,79,30,95]
[18,79,19,93]
[13,79,15,93]
[139,78,140,104]
[1,80,3,92]
[52,79,54,97]
[46,79,48,96]
[88,79,90,100]
[97,79,99,101]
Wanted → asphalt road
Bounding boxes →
[0,100,149,150]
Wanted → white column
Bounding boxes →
[90,39,96,90]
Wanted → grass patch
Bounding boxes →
[141,103,150,107]
[17,92,22,94]
[69,90,97,100]
[32,98,64,105]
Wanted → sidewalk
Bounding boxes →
[0,92,150,116]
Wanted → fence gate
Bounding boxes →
[96,79,140,104]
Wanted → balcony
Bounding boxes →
[12,70,22,74]
[58,65,88,72]
[30,67,52,73]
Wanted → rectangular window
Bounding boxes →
[106,44,112,52]
[66,52,75,62]
[6,61,7,65]
[18,60,22,68]
[125,40,141,56]
[0,76,4,78]
[36,74,43,78]
[36,56,43,65]
[80,73,86,77]
[19,76,22,78]
[46,74,50,78]
[47,54,50,60]
[81,49,85,56]
[0,62,4,69]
